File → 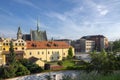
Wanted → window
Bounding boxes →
[15,48,17,50]
[38,52,40,55]
[30,52,32,55]
[52,51,54,54]
[22,43,24,46]
[42,52,44,54]
[51,57,53,60]
[3,48,5,50]
[19,43,21,46]
[15,43,17,46]
[3,43,5,46]
[57,56,59,59]
[6,43,8,46]
[48,51,50,54]
[22,47,24,50]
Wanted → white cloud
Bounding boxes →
[0,8,13,16]
[13,0,39,9]
[97,5,108,16]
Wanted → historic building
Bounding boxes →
[0,23,75,67]
[24,41,74,66]
[2,38,26,65]
[21,22,47,41]
[0,38,74,67]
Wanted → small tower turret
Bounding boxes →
[17,26,22,39]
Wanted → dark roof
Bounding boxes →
[54,39,72,41]
[81,35,105,39]
[31,30,47,41]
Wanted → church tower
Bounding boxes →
[17,27,22,39]
[37,19,39,32]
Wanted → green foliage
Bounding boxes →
[86,50,118,75]
[0,65,16,78]
[62,60,75,67]
[8,41,16,65]
[16,63,30,76]
[19,59,43,73]
[67,47,73,59]
[57,61,63,66]
[112,40,120,52]
[62,75,74,80]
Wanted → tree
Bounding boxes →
[67,47,73,59]
[8,41,16,65]
[112,39,120,52]
[16,63,30,76]
[86,50,116,75]
[19,59,43,73]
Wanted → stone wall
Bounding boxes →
[6,70,80,80]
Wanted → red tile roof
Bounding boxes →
[26,41,71,49]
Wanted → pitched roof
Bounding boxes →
[26,41,70,49]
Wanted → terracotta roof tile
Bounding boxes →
[26,41,70,49]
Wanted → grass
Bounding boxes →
[62,60,75,67]
[97,73,120,80]
[63,71,120,80]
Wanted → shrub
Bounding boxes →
[57,61,63,66]
[16,63,30,76]
[19,59,43,73]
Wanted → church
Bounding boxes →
[17,22,47,41]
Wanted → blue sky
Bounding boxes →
[0,0,120,41]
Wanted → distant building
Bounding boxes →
[30,24,47,41]
[17,22,47,41]
[54,39,72,45]
[80,39,95,52]
[0,39,3,65]
[81,35,108,51]
[22,34,31,41]
[71,39,81,53]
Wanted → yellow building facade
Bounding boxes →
[0,40,4,65]
[24,41,74,67]
[2,38,26,65]
[1,39,74,67]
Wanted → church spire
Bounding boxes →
[17,26,22,34]
[37,19,39,32]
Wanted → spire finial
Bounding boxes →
[37,18,39,32]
